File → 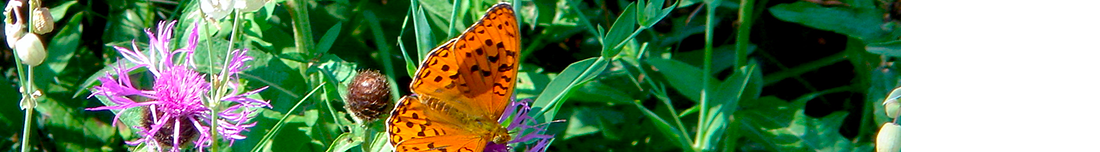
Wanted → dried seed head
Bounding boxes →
[344,70,392,124]
[30,7,52,34]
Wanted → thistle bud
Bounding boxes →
[15,33,45,66]
[344,70,392,124]
[30,7,53,34]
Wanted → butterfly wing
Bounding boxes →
[408,3,520,120]
[387,95,488,152]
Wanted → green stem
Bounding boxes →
[250,83,325,152]
[20,105,32,152]
[610,27,649,52]
[12,2,33,148]
[694,1,717,151]
[19,64,35,152]
[285,0,315,58]
[735,0,755,68]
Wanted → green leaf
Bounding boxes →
[843,37,900,138]
[646,58,716,103]
[737,96,860,151]
[602,2,638,57]
[700,63,760,148]
[315,22,343,55]
[43,12,83,73]
[568,64,646,105]
[49,1,78,21]
[866,40,901,57]
[326,132,361,152]
[562,107,602,139]
[412,3,437,60]
[637,0,676,28]
[769,1,893,42]
[631,98,692,150]
[532,57,606,124]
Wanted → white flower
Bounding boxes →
[235,0,268,12]
[4,0,26,49]
[15,33,45,66]
[200,0,233,20]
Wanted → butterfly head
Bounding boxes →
[489,126,512,144]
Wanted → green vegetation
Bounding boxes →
[0,0,899,151]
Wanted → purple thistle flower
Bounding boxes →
[86,20,270,152]
[485,98,556,152]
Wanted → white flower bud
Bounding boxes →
[884,101,899,119]
[31,7,53,34]
[4,0,26,49]
[882,87,901,118]
[15,33,45,66]
[200,0,233,20]
[235,0,268,12]
[875,122,900,152]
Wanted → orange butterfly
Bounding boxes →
[386,2,520,152]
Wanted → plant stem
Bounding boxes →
[21,106,32,152]
[19,64,35,152]
[694,1,717,151]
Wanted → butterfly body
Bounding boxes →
[387,2,520,152]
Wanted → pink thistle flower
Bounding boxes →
[485,98,556,152]
[86,20,270,152]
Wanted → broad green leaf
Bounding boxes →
[646,58,717,103]
[563,107,601,139]
[49,1,78,21]
[568,64,645,105]
[34,11,79,95]
[769,2,893,42]
[737,96,861,151]
[532,57,605,125]
[561,106,628,140]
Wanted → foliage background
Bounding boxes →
[0,0,899,151]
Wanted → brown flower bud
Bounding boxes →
[30,7,52,34]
